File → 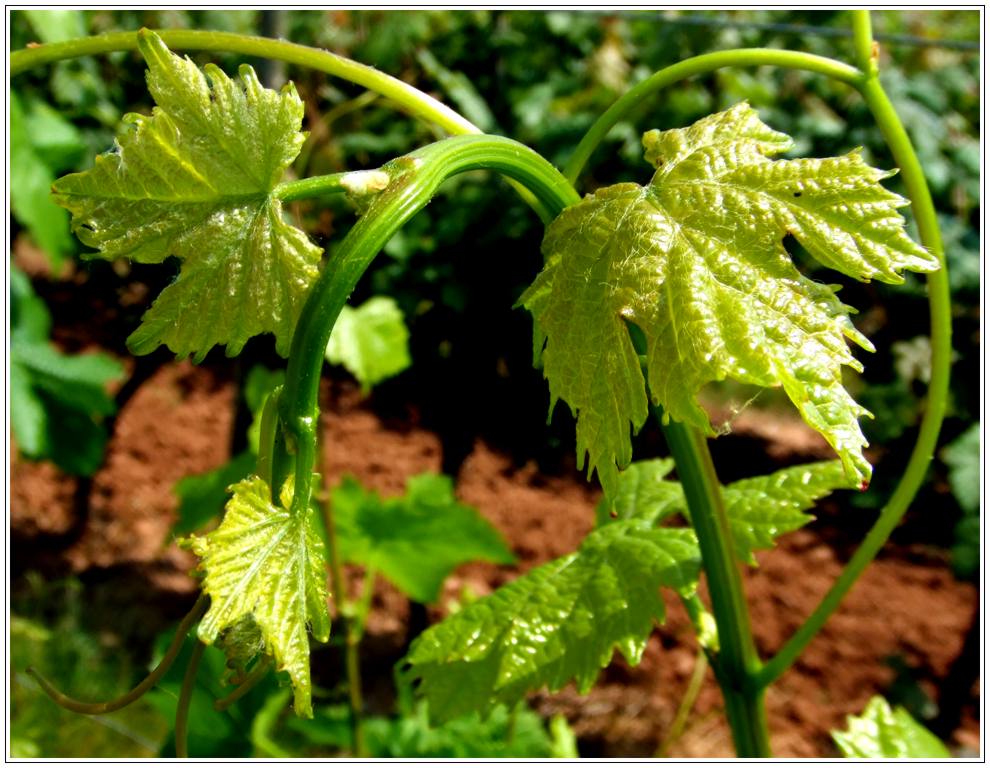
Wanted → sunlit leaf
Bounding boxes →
[183,475,330,716]
[402,521,699,722]
[53,31,320,362]
[520,102,937,495]
[832,696,950,758]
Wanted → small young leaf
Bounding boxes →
[942,423,980,515]
[182,475,330,717]
[53,31,321,362]
[325,297,412,393]
[832,696,950,758]
[401,522,699,723]
[520,103,937,495]
[333,473,514,604]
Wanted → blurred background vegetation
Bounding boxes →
[9,9,980,758]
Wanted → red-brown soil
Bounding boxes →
[10,357,980,758]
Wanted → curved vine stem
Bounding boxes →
[9,29,476,135]
[26,595,207,715]
[175,640,206,759]
[564,47,862,184]
[213,658,272,712]
[275,134,579,517]
[757,10,951,688]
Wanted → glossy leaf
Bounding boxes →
[602,458,850,564]
[333,473,514,604]
[53,31,320,362]
[325,297,412,393]
[182,475,330,716]
[401,522,699,722]
[832,696,950,758]
[520,102,937,494]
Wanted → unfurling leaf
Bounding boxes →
[325,297,412,393]
[520,102,937,495]
[333,473,514,604]
[832,696,950,758]
[53,31,320,362]
[401,522,699,723]
[182,475,329,716]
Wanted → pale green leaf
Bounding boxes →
[520,102,937,495]
[53,31,321,362]
[183,475,330,716]
[333,473,514,604]
[719,461,852,564]
[832,696,950,758]
[602,458,850,564]
[173,451,256,535]
[595,457,680,527]
[942,423,980,515]
[325,297,412,393]
[401,522,699,722]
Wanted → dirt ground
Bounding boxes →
[10,356,980,758]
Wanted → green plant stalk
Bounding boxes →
[658,410,770,757]
[175,641,206,759]
[276,135,579,518]
[757,11,951,688]
[565,48,861,183]
[656,648,709,758]
[213,658,272,712]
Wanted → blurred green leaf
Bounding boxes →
[22,9,86,44]
[943,423,980,514]
[10,92,75,267]
[325,297,412,393]
[832,695,950,758]
[333,473,514,604]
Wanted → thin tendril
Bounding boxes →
[175,641,206,759]
[27,595,208,715]
[213,658,272,711]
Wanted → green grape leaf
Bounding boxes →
[401,522,699,723]
[325,297,412,393]
[52,30,321,362]
[596,457,680,527]
[832,696,950,758]
[520,102,937,495]
[333,473,514,604]
[718,460,852,564]
[603,458,849,564]
[182,475,330,717]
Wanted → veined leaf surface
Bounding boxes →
[402,522,699,723]
[183,476,330,716]
[520,103,937,494]
[604,458,851,564]
[53,31,320,361]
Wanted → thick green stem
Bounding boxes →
[565,48,861,183]
[278,135,578,519]
[758,14,951,689]
[659,412,770,757]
